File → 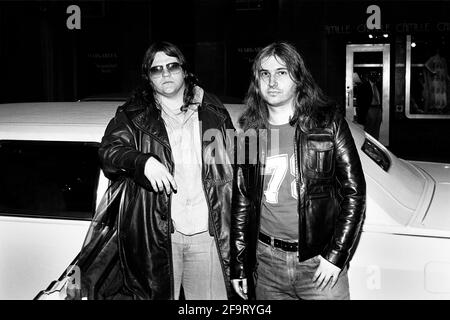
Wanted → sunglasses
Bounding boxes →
[149,62,183,78]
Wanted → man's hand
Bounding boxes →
[231,278,248,300]
[144,157,177,194]
[312,255,342,291]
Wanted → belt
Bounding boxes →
[259,232,298,252]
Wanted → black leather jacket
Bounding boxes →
[231,112,366,280]
[98,92,235,299]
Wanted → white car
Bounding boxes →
[0,101,449,300]
[0,102,115,300]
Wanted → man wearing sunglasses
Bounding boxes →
[97,41,235,299]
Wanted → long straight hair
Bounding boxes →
[127,41,199,116]
[239,42,335,131]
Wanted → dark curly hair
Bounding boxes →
[239,41,335,131]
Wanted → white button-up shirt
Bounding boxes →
[159,87,209,235]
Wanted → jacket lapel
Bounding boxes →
[128,93,226,150]
[198,100,227,149]
[131,111,171,149]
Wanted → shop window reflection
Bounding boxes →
[408,35,450,117]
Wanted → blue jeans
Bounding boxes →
[254,240,350,300]
[172,230,227,300]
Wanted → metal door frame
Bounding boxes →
[345,44,390,146]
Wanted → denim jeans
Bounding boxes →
[172,230,227,300]
[254,240,350,300]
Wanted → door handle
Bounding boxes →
[346,86,352,108]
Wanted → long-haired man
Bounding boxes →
[98,41,235,299]
[231,42,366,300]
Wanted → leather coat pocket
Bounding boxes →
[305,136,334,176]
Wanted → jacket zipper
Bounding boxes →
[293,126,304,259]
[255,129,267,252]
[167,174,174,299]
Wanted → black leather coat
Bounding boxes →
[98,92,235,299]
[231,112,366,281]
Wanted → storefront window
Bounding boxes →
[406,34,450,118]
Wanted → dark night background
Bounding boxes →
[1,0,450,162]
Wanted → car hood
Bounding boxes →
[411,161,450,230]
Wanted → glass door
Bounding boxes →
[346,44,390,146]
